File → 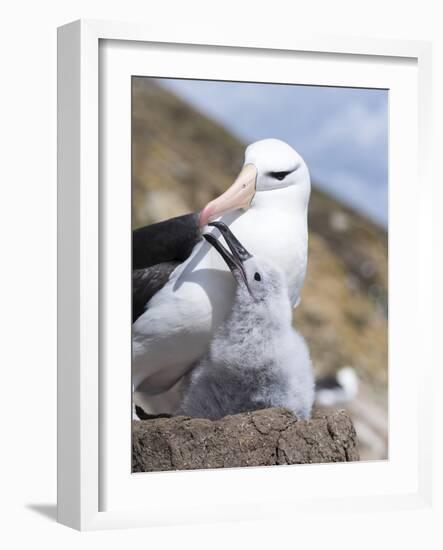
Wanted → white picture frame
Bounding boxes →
[57,19,433,531]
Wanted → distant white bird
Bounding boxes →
[315,367,359,407]
[176,222,315,420]
[133,139,311,415]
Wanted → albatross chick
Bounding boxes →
[176,222,315,420]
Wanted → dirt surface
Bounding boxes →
[132,408,359,472]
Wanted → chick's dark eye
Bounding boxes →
[270,171,291,181]
[254,272,261,281]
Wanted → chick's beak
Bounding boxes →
[198,164,257,228]
[203,222,253,291]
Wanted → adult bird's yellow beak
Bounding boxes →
[198,164,257,228]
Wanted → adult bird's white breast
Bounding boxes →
[133,139,311,414]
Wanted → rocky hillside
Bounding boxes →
[132,78,388,459]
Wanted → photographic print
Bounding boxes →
[131,77,388,472]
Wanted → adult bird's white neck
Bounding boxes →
[251,179,310,217]
[200,183,309,307]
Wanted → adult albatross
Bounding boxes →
[133,138,311,415]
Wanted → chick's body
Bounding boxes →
[177,254,315,420]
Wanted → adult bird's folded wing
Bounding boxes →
[133,262,180,322]
[133,212,201,270]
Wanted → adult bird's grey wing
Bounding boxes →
[133,262,180,322]
[133,212,201,270]
[132,212,202,323]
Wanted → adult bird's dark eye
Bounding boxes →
[270,171,290,181]
[254,272,261,281]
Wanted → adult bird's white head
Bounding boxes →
[198,138,310,227]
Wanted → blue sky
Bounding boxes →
[157,78,388,226]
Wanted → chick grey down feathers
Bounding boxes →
[176,224,315,420]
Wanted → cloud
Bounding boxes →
[306,101,387,151]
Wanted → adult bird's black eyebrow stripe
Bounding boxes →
[269,170,292,181]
